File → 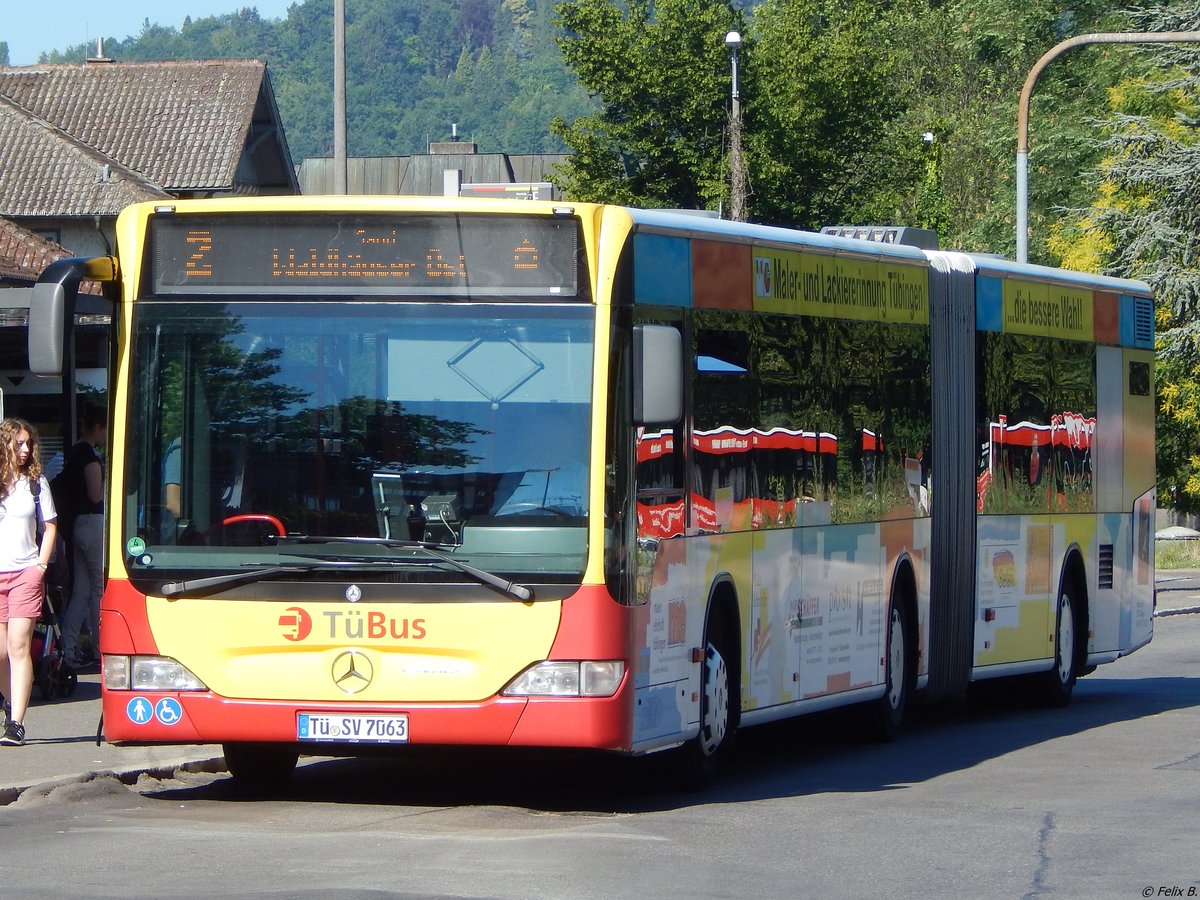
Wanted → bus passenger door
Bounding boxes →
[629,323,694,749]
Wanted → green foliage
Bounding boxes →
[904,0,1132,257]
[744,0,913,228]
[551,0,740,209]
[550,0,1131,241]
[550,0,923,225]
[1050,2,1200,512]
[1155,536,1200,569]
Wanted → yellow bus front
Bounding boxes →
[98,197,637,753]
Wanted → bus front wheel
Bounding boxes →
[222,742,299,793]
[675,621,736,791]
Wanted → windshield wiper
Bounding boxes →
[273,535,535,601]
[161,564,320,599]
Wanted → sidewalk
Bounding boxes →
[1153,567,1200,616]
[2,572,1198,806]
[0,672,225,805]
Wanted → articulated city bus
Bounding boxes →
[27,197,1156,787]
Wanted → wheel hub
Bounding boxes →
[887,609,905,709]
[699,645,729,756]
[1057,595,1074,684]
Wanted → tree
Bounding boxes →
[1053,2,1200,511]
[548,0,1119,233]
[551,0,741,210]
[550,0,921,222]
[744,0,914,229]
[894,0,1132,257]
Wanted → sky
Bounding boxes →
[2,1,297,66]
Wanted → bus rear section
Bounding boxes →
[958,255,1156,695]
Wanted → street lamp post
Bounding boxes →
[333,0,348,194]
[726,30,747,222]
[1016,30,1200,263]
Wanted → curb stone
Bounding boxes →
[0,756,227,807]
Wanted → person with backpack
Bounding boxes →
[60,406,107,669]
[0,418,58,747]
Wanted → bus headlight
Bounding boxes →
[502,660,625,698]
[103,655,207,691]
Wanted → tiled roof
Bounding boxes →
[0,95,167,217]
[0,60,294,215]
[0,217,74,281]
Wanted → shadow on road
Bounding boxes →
[713,673,1200,799]
[137,660,1200,815]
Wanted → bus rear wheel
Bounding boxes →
[698,641,731,756]
[1031,588,1077,708]
[222,742,299,793]
[869,603,910,741]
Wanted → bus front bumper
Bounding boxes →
[101,686,634,752]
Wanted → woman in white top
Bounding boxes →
[0,418,57,747]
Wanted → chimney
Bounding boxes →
[430,124,475,155]
[87,37,114,64]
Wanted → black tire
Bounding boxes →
[35,657,53,701]
[869,603,911,742]
[1031,587,1077,708]
[222,742,299,794]
[54,665,78,699]
[675,620,736,791]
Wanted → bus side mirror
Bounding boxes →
[27,256,118,377]
[28,281,67,376]
[633,324,682,425]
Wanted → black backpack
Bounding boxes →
[49,469,74,538]
[31,477,70,588]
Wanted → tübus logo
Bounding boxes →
[276,606,428,642]
[278,606,313,641]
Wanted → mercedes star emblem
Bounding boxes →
[331,649,374,694]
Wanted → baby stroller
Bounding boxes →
[31,583,78,701]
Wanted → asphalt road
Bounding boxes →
[2,602,1197,899]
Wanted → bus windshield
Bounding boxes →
[123,301,593,584]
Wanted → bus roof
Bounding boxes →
[623,208,931,264]
[962,253,1153,297]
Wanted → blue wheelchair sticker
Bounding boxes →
[154,698,183,726]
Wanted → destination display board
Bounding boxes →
[147,212,584,298]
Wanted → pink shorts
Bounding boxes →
[0,566,44,622]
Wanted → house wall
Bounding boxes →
[58,223,115,258]
[297,154,568,197]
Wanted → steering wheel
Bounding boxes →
[196,513,287,545]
